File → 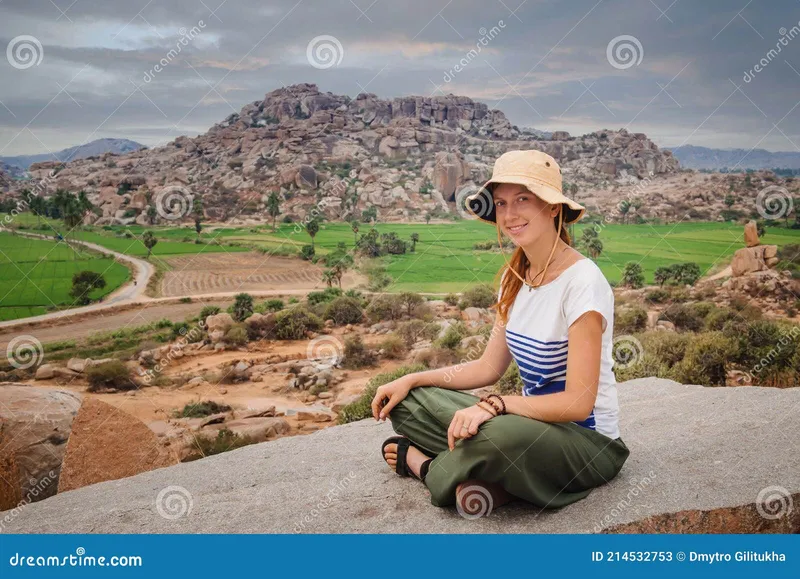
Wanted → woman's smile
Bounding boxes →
[506,222,529,236]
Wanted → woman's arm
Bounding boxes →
[407,315,514,391]
[501,311,603,423]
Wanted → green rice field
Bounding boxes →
[0,232,130,321]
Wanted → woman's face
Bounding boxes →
[492,183,556,246]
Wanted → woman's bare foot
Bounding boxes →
[455,479,513,518]
[383,439,428,478]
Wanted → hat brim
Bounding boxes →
[465,176,585,225]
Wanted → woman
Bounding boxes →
[372,149,629,516]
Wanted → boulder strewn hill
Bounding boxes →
[18,84,679,226]
[2,379,797,534]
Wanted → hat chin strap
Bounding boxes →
[497,206,564,289]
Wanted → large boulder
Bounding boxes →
[744,220,760,247]
[433,151,469,199]
[0,385,82,510]
[731,245,779,276]
[57,398,178,493]
[3,379,798,534]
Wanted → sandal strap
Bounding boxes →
[395,438,411,477]
[419,458,433,482]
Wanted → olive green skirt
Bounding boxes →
[388,386,630,508]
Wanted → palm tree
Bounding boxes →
[267,192,281,230]
[586,237,603,260]
[322,269,336,288]
[306,218,319,248]
[410,232,419,252]
[350,220,359,245]
[618,200,631,225]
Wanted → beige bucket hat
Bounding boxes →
[465,150,585,225]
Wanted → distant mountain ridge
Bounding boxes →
[671,144,800,170]
[0,138,144,170]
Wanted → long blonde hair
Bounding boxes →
[494,204,571,325]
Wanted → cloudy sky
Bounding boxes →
[1,0,800,155]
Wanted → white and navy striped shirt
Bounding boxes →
[500,259,620,439]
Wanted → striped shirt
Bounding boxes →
[500,259,620,439]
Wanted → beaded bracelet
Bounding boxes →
[480,395,504,416]
[477,401,498,417]
[488,394,507,415]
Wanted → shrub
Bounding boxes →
[299,244,315,261]
[621,262,644,288]
[307,287,343,306]
[323,296,364,325]
[337,364,427,424]
[366,294,404,321]
[614,353,670,382]
[413,346,460,369]
[615,306,648,334]
[398,292,424,316]
[639,331,690,366]
[645,288,670,303]
[171,321,190,339]
[224,324,248,346]
[395,319,439,346]
[494,363,523,395]
[444,293,459,306]
[379,335,408,359]
[459,284,496,309]
[260,299,285,313]
[200,305,221,320]
[231,293,254,322]
[86,360,135,392]
[186,428,255,460]
[659,303,704,332]
[436,323,467,350]
[671,332,736,386]
[342,334,377,369]
[174,400,231,418]
[273,307,323,340]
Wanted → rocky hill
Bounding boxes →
[1,138,144,171]
[18,84,679,226]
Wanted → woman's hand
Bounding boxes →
[371,376,415,421]
[447,404,495,450]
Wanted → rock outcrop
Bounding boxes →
[57,398,178,493]
[15,84,679,225]
[0,385,81,510]
[730,220,779,276]
[2,379,797,534]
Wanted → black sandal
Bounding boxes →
[381,436,433,481]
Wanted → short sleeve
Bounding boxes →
[561,268,614,333]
